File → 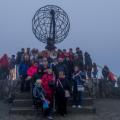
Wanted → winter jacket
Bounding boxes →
[41,73,54,101]
[85,54,92,70]
[72,72,85,92]
[27,65,38,77]
[102,67,109,79]
[73,58,84,70]
[108,72,115,81]
[54,63,68,79]
[56,78,70,96]
[19,62,29,76]
[0,55,9,68]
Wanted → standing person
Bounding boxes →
[41,58,50,73]
[54,57,68,79]
[76,47,83,63]
[0,63,2,79]
[27,61,38,92]
[72,66,85,108]
[16,51,22,79]
[9,55,16,80]
[108,71,116,85]
[19,59,29,92]
[102,65,109,80]
[68,48,74,61]
[64,55,74,91]
[41,68,55,120]
[92,63,98,79]
[84,52,92,79]
[0,54,9,79]
[73,54,84,71]
[55,71,70,116]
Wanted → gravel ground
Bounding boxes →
[0,99,120,120]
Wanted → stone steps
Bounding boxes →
[15,92,32,99]
[13,97,95,108]
[10,89,96,115]
[10,106,96,115]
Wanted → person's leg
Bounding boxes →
[77,91,83,106]
[44,100,53,119]
[58,98,65,116]
[56,95,61,114]
[25,79,31,92]
[63,98,67,114]
[72,91,77,106]
[20,76,25,92]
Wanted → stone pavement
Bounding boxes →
[1,99,120,120]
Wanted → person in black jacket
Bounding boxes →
[84,52,92,79]
[55,71,70,116]
[54,57,68,79]
[102,65,109,80]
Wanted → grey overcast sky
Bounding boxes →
[0,0,120,75]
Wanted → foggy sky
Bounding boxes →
[0,0,120,76]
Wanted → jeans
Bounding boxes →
[72,91,83,106]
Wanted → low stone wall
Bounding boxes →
[0,79,20,100]
[95,80,120,98]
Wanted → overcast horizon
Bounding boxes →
[0,0,120,76]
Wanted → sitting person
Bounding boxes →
[33,80,45,110]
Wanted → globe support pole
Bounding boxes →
[45,9,56,51]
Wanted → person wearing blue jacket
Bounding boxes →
[19,59,30,92]
[72,66,85,108]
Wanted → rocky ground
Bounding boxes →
[0,99,120,120]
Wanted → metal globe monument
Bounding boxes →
[32,5,70,50]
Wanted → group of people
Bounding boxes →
[17,47,94,120]
[0,47,116,120]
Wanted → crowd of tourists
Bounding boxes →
[0,47,117,120]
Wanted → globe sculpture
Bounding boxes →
[32,5,70,50]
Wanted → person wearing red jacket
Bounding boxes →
[0,54,9,79]
[108,71,116,85]
[26,61,38,91]
[27,62,38,78]
[40,68,55,120]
